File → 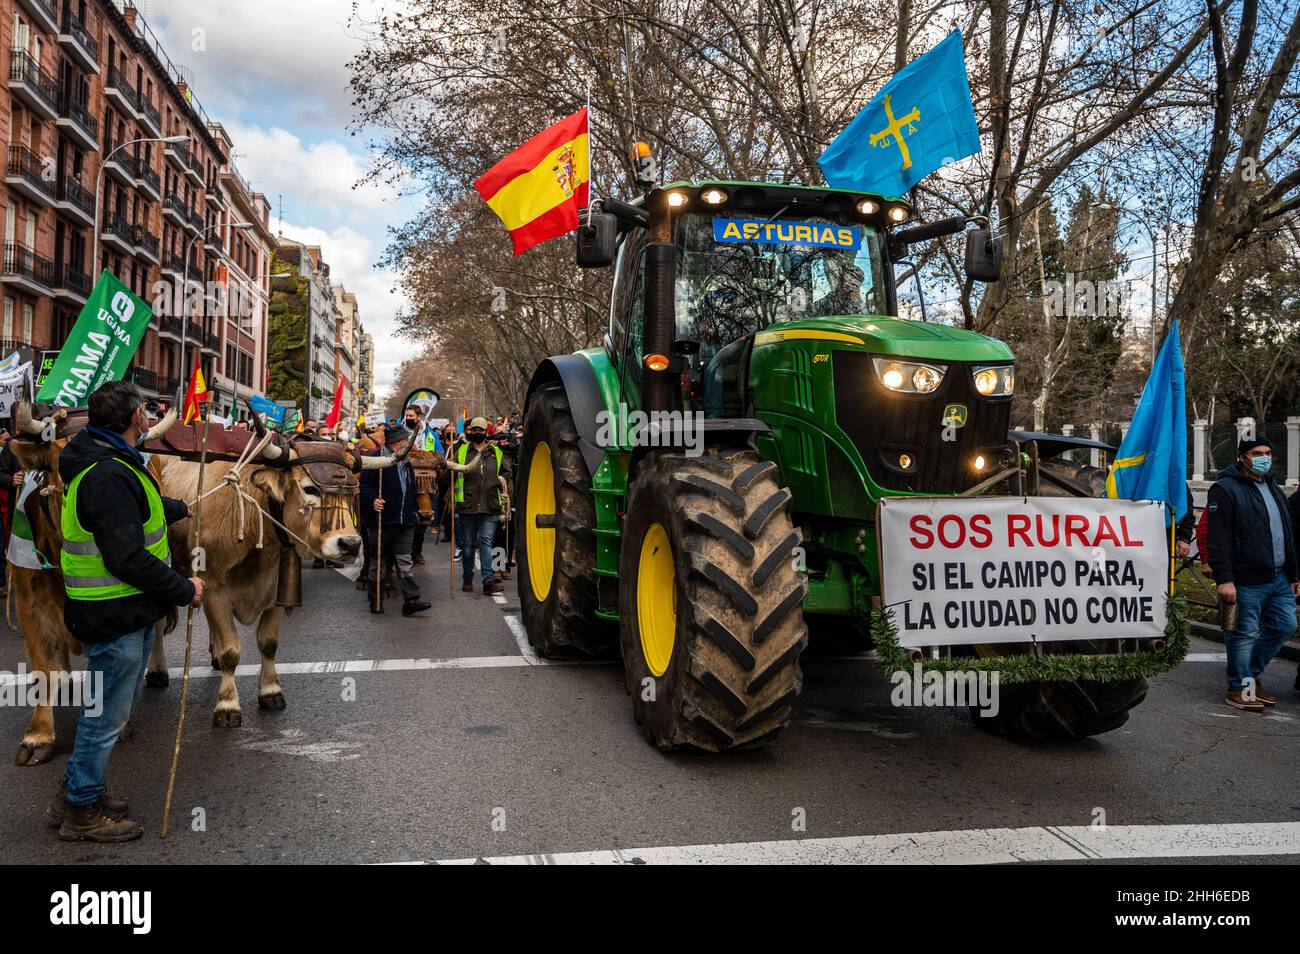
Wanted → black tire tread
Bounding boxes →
[621,448,808,752]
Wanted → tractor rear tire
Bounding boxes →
[971,677,1148,740]
[516,382,614,657]
[619,448,809,752]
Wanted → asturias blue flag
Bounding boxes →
[249,393,287,426]
[819,30,980,196]
[1105,319,1188,522]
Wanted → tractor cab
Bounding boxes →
[580,179,1010,496]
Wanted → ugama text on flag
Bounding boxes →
[474,108,589,256]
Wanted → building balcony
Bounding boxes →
[52,262,92,304]
[57,9,99,74]
[1,242,54,296]
[101,213,136,257]
[56,91,98,150]
[164,138,190,171]
[138,97,162,137]
[184,151,204,186]
[5,145,56,207]
[8,50,59,120]
[157,316,183,340]
[137,163,161,201]
[161,375,181,396]
[162,192,189,229]
[16,0,58,35]
[104,65,139,119]
[207,231,224,255]
[188,208,205,235]
[55,175,95,228]
[135,227,160,265]
[204,330,221,352]
[204,183,223,209]
[101,140,137,187]
[128,367,159,392]
[162,254,185,281]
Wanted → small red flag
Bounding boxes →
[182,355,209,425]
[324,375,347,430]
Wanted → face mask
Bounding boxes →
[470,432,486,444]
[404,419,417,432]
[1249,455,1272,475]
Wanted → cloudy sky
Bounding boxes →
[141,0,416,405]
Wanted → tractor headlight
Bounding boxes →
[972,364,1014,396]
[700,188,727,205]
[873,357,946,394]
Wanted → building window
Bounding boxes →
[22,302,33,343]
[3,298,13,340]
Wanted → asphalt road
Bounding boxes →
[2,549,1298,865]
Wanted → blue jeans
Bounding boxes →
[459,513,500,584]
[65,625,155,806]
[1226,572,1297,691]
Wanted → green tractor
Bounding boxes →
[515,176,1160,751]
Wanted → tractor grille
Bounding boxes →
[832,350,1011,494]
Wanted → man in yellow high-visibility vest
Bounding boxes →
[49,382,203,843]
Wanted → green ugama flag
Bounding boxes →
[36,270,152,407]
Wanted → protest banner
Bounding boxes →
[0,362,31,418]
[249,393,287,426]
[878,496,1169,647]
[35,271,152,407]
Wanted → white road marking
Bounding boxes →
[492,593,507,605]
[504,614,542,663]
[413,821,1300,865]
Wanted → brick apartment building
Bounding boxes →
[1,0,269,408]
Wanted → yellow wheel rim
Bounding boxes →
[525,441,556,601]
[637,522,676,677]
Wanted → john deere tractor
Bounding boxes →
[515,175,1160,751]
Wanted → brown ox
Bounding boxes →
[9,406,398,763]
[148,438,396,727]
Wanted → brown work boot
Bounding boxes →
[461,580,474,593]
[1226,690,1265,712]
[483,579,504,595]
[47,779,127,826]
[1255,687,1277,706]
[413,554,426,566]
[58,801,143,842]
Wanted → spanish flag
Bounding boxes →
[475,108,589,256]
[182,355,209,425]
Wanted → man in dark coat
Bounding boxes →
[359,422,430,616]
[51,382,203,842]
[1206,436,1298,711]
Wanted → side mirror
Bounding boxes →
[576,212,618,268]
[964,229,1003,282]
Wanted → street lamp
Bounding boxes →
[92,134,190,278]
[178,220,254,407]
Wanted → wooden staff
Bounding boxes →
[161,409,210,839]
[449,450,457,597]
[374,453,385,613]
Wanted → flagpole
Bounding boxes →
[585,79,593,226]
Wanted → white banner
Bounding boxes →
[879,496,1169,647]
[0,362,31,419]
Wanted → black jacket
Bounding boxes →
[0,442,19,508]
[58,430,195,644]
[359,452,418,528]
[1205,464,1298,587]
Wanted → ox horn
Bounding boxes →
[442,454,485,474]
[142,404,178,442]
[358,451,397,470]
[14,402,45,436]
[250,414,287,461]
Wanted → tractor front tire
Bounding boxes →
[516,382,614,657]
[619,448,809,752]
[971,677,1149,740]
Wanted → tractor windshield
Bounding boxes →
[674,213,885,349]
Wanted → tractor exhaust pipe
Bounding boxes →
[642,241,676,415]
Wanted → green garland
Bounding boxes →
[870,594,1190,685]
